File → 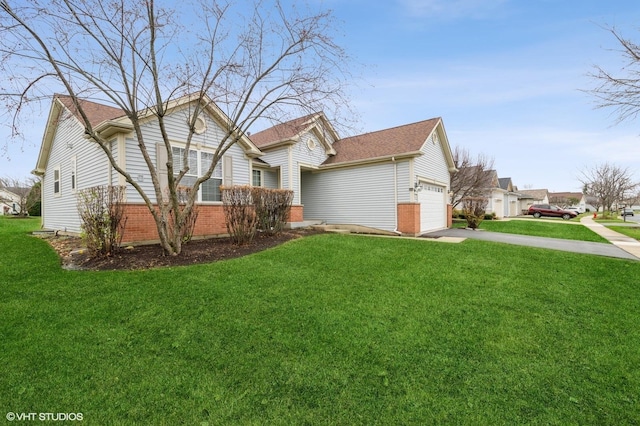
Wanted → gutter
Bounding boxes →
[392,156,402,235]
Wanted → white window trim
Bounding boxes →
[252,169,263,187]
[53,165,61,197]
[70,156,77,193]
[171,144,223,203]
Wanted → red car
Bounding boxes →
[527,204,578,220]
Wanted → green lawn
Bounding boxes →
[455,218,610,243]
[609,225,640,241]
[2,217,640,424]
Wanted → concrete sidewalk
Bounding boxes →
[425,218,640,261]
[580,216,640,260]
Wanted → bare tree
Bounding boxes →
[449,146,495,209]
[579,162,638,214]
[0,0,354,255]
[587,26,640,124]
[0,176,38,216]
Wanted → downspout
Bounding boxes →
[392,157,402,235]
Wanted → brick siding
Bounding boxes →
[397,202,420,236]
[121,203,305,244]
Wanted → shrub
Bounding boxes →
[484,212,496,220]
[461,196,489,229]
[77,185,127,256]
[28,201,41,217]
[252,187,294,235]
[221,186,257,245]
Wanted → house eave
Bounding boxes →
[320,151,422,170]
[257,138,298,151]
[94,120,135,139]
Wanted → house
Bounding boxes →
[0,186,22,215]
[33,94,456,242]
[481,172,520,218]
[251,115,457,235]
[548,192,587,212]
[517,189,549,213]
[497,177,520,218]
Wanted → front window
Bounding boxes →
[200,151,222,202]
[172,147,222,202]
[252,169,262,187]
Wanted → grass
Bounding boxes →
[609,225,640,241]
[2,217,640,424]
[455,218,610,243]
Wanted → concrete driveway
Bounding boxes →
[424,221,639,261]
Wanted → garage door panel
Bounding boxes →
[418,183,445,233]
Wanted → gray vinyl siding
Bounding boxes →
[263,170,279,189]
[119,106,251,203]
[125,137,154,201]
[414,134,451,188]
[259,129,334,204]
[395,161,413,203]
[291,131,329,167]
[290,131,331,205]
[43,112,110,234]
[260,147,290,191]
[301,162,397,231]
[258,168,279,189]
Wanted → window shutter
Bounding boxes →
[223,155,233,187]
[156,144,169,197]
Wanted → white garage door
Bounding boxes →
[418,183,446,233]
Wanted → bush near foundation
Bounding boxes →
[77,185,127,256]
[221,186,294,245]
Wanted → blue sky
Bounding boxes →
[2,0,640,192]
[329,0,640,192]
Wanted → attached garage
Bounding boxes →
[418,183,446,233]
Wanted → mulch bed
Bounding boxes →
[40,228,323,271]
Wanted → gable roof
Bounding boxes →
[249,113,339,156]
[518,189,549,200]
[250,114,318,148]
[548,192,585,201]
[498,177,513,191]
[56,94,126,127]
[322,117,454,169]
[34,94,262,175]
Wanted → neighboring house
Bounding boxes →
[482,172,519,218]
[548,191,587,212]
[517,189,549,213]
[483,170,504,218]
[450,168,520,218]
[0,187,22,215]
[497,177,520,218]
[33,95,456,242]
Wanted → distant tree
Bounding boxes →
[449,146,495,210]
[27,181,41,216]
[0,176,39,216]
[579,162,638,213]
[0,0,354,255]
[548,195,579,209]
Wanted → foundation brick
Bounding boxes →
[397,203,420,236]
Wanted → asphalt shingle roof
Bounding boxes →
[56,95,125,127]
[322,118,440,165]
